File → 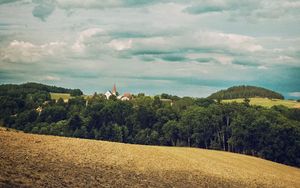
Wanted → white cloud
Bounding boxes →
[289,92,300,97]
[278,55,293,61]
[72,28,104,52]
[216,56,233,65]
[44,75,61,81]
[124,31,264,55]
[1,40,66,63]
[1,28,295,71]
[206,32,263,52]
[108,39,132,51]
[258,65,268,70]
[283,1,300,9]
[56,0,122,9]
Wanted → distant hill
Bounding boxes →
[208,85,284,100]
[0,82,83,98]
[0,83,83,115]
[1,128,299,187]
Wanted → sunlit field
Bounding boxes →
[1,128,299,188]
[50,93,71,102]
[222,98,300,108]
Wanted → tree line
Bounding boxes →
[0,83,299,167]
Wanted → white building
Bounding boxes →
[105,84,132,101]
[105,84,117,99]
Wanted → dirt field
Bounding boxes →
[0,128,300,188]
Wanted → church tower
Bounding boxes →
[112,84,117,95]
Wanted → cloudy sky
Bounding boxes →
[0,0,300,98]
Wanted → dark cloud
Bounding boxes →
[161,55,187,62]
[32,2,55,21]
[0,0,20,5]
[195,57,216,63]
[184,5,225,14]
[232,59,261,67]
[183,0,300,21]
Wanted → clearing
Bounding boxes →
[50,93,71,102]
[50,93,90,102]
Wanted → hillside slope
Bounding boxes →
[208,85,284,100]
[0,128,299,188]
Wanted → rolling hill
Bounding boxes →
[1,128,299,188]
[208,85,284,100]
[0,82,82,97]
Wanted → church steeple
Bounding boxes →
[112,84,117,95]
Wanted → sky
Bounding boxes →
[0,0,300,98]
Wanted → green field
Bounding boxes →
[50,93,91,102]
[50,93,71,102]
[222,98,300,108]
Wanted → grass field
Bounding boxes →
[50,92,71,102]
[222,97,300,108]
[50,93,91,102]
[0,128,299,187]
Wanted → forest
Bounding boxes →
[0,83,300,167]
[208,85,284,100]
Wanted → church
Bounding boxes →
[105,84,132,101]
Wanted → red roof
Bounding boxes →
[123,93,132,98]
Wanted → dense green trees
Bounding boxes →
[162,120,181,146]
[208,85,284,100]
[1,83,300,167]
[0,83,82,118]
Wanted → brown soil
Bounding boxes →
[0,128,299,188]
